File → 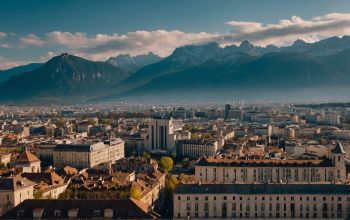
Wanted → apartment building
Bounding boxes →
[0,176,35,216]
[53,138,124,169]
[195,142,346,183]
[147,117,189,151]
[174,183,350,219]
[177,139,220,158]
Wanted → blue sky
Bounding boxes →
[1,0,350,69]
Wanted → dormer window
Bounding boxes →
[17,210,24,217]
[94,210,100,217]
[54,210,61,217]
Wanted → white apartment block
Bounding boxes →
[53,138,124,169]
[195,142,346,183]
[147,118,187,151]
[177,139,220,158]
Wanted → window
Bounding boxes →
[223,196,227,200]
[204,203,209,211]
[17,210,24,217]
[232,203,236,211]
[186,203,191,211]
[337,204,342,212]
[94,210,100,217]
[54,210,61,217]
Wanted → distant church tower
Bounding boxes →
[330,141,346,181]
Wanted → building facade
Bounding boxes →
[53,138,124,169]
[195,142,346,183]
[0,176,35,216]
[147,118,183,151]
[174,183,350,219]
[177,139,220,158]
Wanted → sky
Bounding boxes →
[1,0,350,69]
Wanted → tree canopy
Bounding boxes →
[159,156,173,172]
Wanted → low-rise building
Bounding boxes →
[174,183,350,219]
[0,176,35,216]
[195,142,346,183]
[2,199,159,219]
[53,139,125,169]
[14,151,41,173]
[177,139,220,158]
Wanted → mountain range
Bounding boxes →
[106,52,161,72]
[2,36,350,103]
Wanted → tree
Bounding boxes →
[181,158,190,168]
[0,163,7,170]
[33,189,44,199]
[119,191,129,199]
[191,133,200,139]
[130,185,141,200]
[165,175,179,192]
[143,152,151,159]
[159,156,173,172]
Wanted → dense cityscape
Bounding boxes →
[0,102,349,218]
[3,0,350,219]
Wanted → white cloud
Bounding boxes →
[20,33,45,46]
[9,12,350,62]
[0,57,28,70]
[0,44,11,48]
[0,32,6,39]
[224,13,350,46]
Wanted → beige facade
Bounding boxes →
[174,183,350,219]
[0,153,11,166]
[178,140,220,157]
[195,145,346,183]
[53,139,125,169]
[0,176,35,216]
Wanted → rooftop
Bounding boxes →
[331,141,346,154]
[196,156,333,167]
[1,199,158,219]
[16,151,40,164]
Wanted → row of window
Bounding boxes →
[179,195,350,202]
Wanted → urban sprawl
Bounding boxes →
[0,103,350,219]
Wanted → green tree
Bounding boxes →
[33,189,44,199]
[0,163,7,170]
[119,191,130,199]
[181,158,190,168]
[159,156,173,172]
[130,185,141,200]
[165,175,179,192]
[143,152,151,159]
[191,133,200,139]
